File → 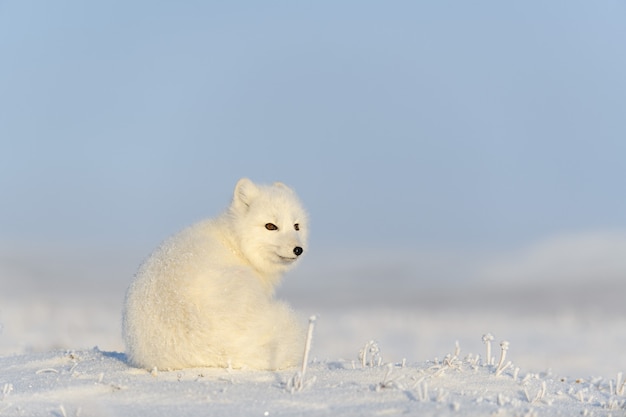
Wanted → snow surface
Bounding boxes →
[1,340,626,416]
[2,244,626,416]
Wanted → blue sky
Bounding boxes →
[2,1,626,257]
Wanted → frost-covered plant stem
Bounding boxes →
[482,333,494,366]
[616,372,626,396]
[495,341,509,376]
[376,363,407,391]
[300,315,316,379]
[287,315,317,393]
[536,381,547,403]
[359,340,382,368]
[524,381,547,404]
[416,381,429,401]
[1,383,13,401]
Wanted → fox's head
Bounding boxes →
[228,178,308,283]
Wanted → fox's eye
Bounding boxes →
[265,223,278,231]
[294,224,300,231]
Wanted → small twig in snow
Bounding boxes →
[526,381,547,404]
[495,341,509,376]
[496,361,512,377]
[416,381,429,402]
[375,363,406,391]
[1,383,13,401]
[430,346,463,377]
[287,315,317,393]
[68,362,79,374]
[35,368,59,375]
[434,388,448,403]
[359,340,382,368]
[523,387,532,403]
[576,389,593,404]
[539,381,547,401]
[300,316,316,377]
[616,372,625,396]
[465,353,480,370]
[482,333,494,366]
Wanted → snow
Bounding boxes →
[2,245,626,416]
[1,342,625,416]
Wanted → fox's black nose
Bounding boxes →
[293,246,303,256]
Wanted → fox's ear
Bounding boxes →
[233,178,259,210]
[273,181,293,192]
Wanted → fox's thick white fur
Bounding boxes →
[123,178,308,371]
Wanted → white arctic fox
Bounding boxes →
[123,178,308,371]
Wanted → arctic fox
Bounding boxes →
[123,178,308,371]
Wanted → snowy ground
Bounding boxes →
[2,244,626,416]
[2,344,626,417]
